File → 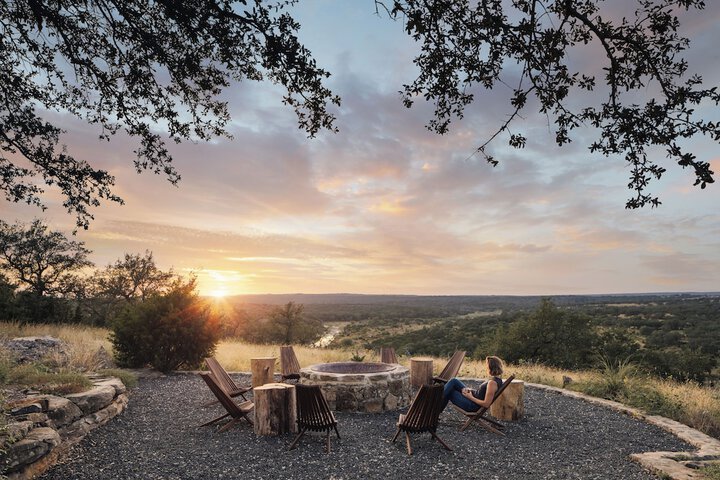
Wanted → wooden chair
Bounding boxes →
[280,345,301,383]
[392,383,451,455]
[380,346,398,364]
[203,357,251,404]
[432,350,466,384]
[198,373,254,432]
[289,384,340,453]
[451,374,516,434]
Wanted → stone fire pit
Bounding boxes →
[300,362,411,412]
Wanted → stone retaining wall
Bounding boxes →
[1,376,129,480]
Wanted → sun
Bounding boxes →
[209,289,228,298]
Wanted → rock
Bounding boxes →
[4,336,68,365]
[1,427,60,473]
[43,396,83,429]
[92,377,126,396]
[64,386,116,415]
[0,421,34,446]
[92,346,115,369]
[9,402,43,416]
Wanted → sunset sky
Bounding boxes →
[2,1,720,297]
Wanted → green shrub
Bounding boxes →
[110,279,219,373]
[350,350,365,362]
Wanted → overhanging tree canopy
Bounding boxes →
[1,0,717,227]
[1,0,339,228]
[382,0,717,208]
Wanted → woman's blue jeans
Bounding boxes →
[442,378,480,412]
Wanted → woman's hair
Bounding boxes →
[486,356,504,376]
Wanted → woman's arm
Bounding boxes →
[462,380,498,409]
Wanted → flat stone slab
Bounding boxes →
[65,386,116,415]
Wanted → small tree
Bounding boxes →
[267,302,324,345]
[484,298,598,369]
[0,219,93,322]
[110,277,219,373]
[91,251,177,304]
[86,251,178,326]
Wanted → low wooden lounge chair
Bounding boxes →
[198,373,254,432]
[451,374,516,434]
[392,383,451,455]
[280,345,301,383]
[289,384,340,453]
[380,346,398,364]
[204,357,251,405]
[432,350,466,384]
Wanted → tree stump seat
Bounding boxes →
[489,379,524,421]
[410,357,433,388]
[254,382,297,436]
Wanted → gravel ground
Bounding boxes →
[40,374,693,480]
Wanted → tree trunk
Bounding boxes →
[490,380,525,421]
[410,357,434,388]
[251,357,276,388]
[254,382,297,435]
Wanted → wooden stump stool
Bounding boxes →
[410,357,433,388]
[254,382,297,436]
[490,379,525,421]
[251,357,276,388]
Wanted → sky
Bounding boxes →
[2,1,720,297]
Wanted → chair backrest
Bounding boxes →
[280,346,301,377]
[380,347,398,364]
[295,384,336,431]
[200,372,244,417]
[400,384,444,432]
[205,357,237,393]
[436,350,466,381]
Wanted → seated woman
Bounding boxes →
[441,355,503,412]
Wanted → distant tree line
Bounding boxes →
[349,298,718,383]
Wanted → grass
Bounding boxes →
[700,463,720,480]
[4,363,92,395]
[0,322,131,395]
[0,322,112,372]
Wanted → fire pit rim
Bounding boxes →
[307,361,395,374]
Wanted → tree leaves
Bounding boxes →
[1,0,339,228]
[383,0,718,207]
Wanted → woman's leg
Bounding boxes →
[448,390,479,412]
[441,378,466,410]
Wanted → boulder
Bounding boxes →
[92,346,115,369]
[64,386,116,415]
[1,427,60,473]
[0,420,34,446]
[43,396,83,429]
[4,336,67,364]
[92,377,126,396]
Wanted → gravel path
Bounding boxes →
[40,374,693,480]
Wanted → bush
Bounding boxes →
[110,279,219,373]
